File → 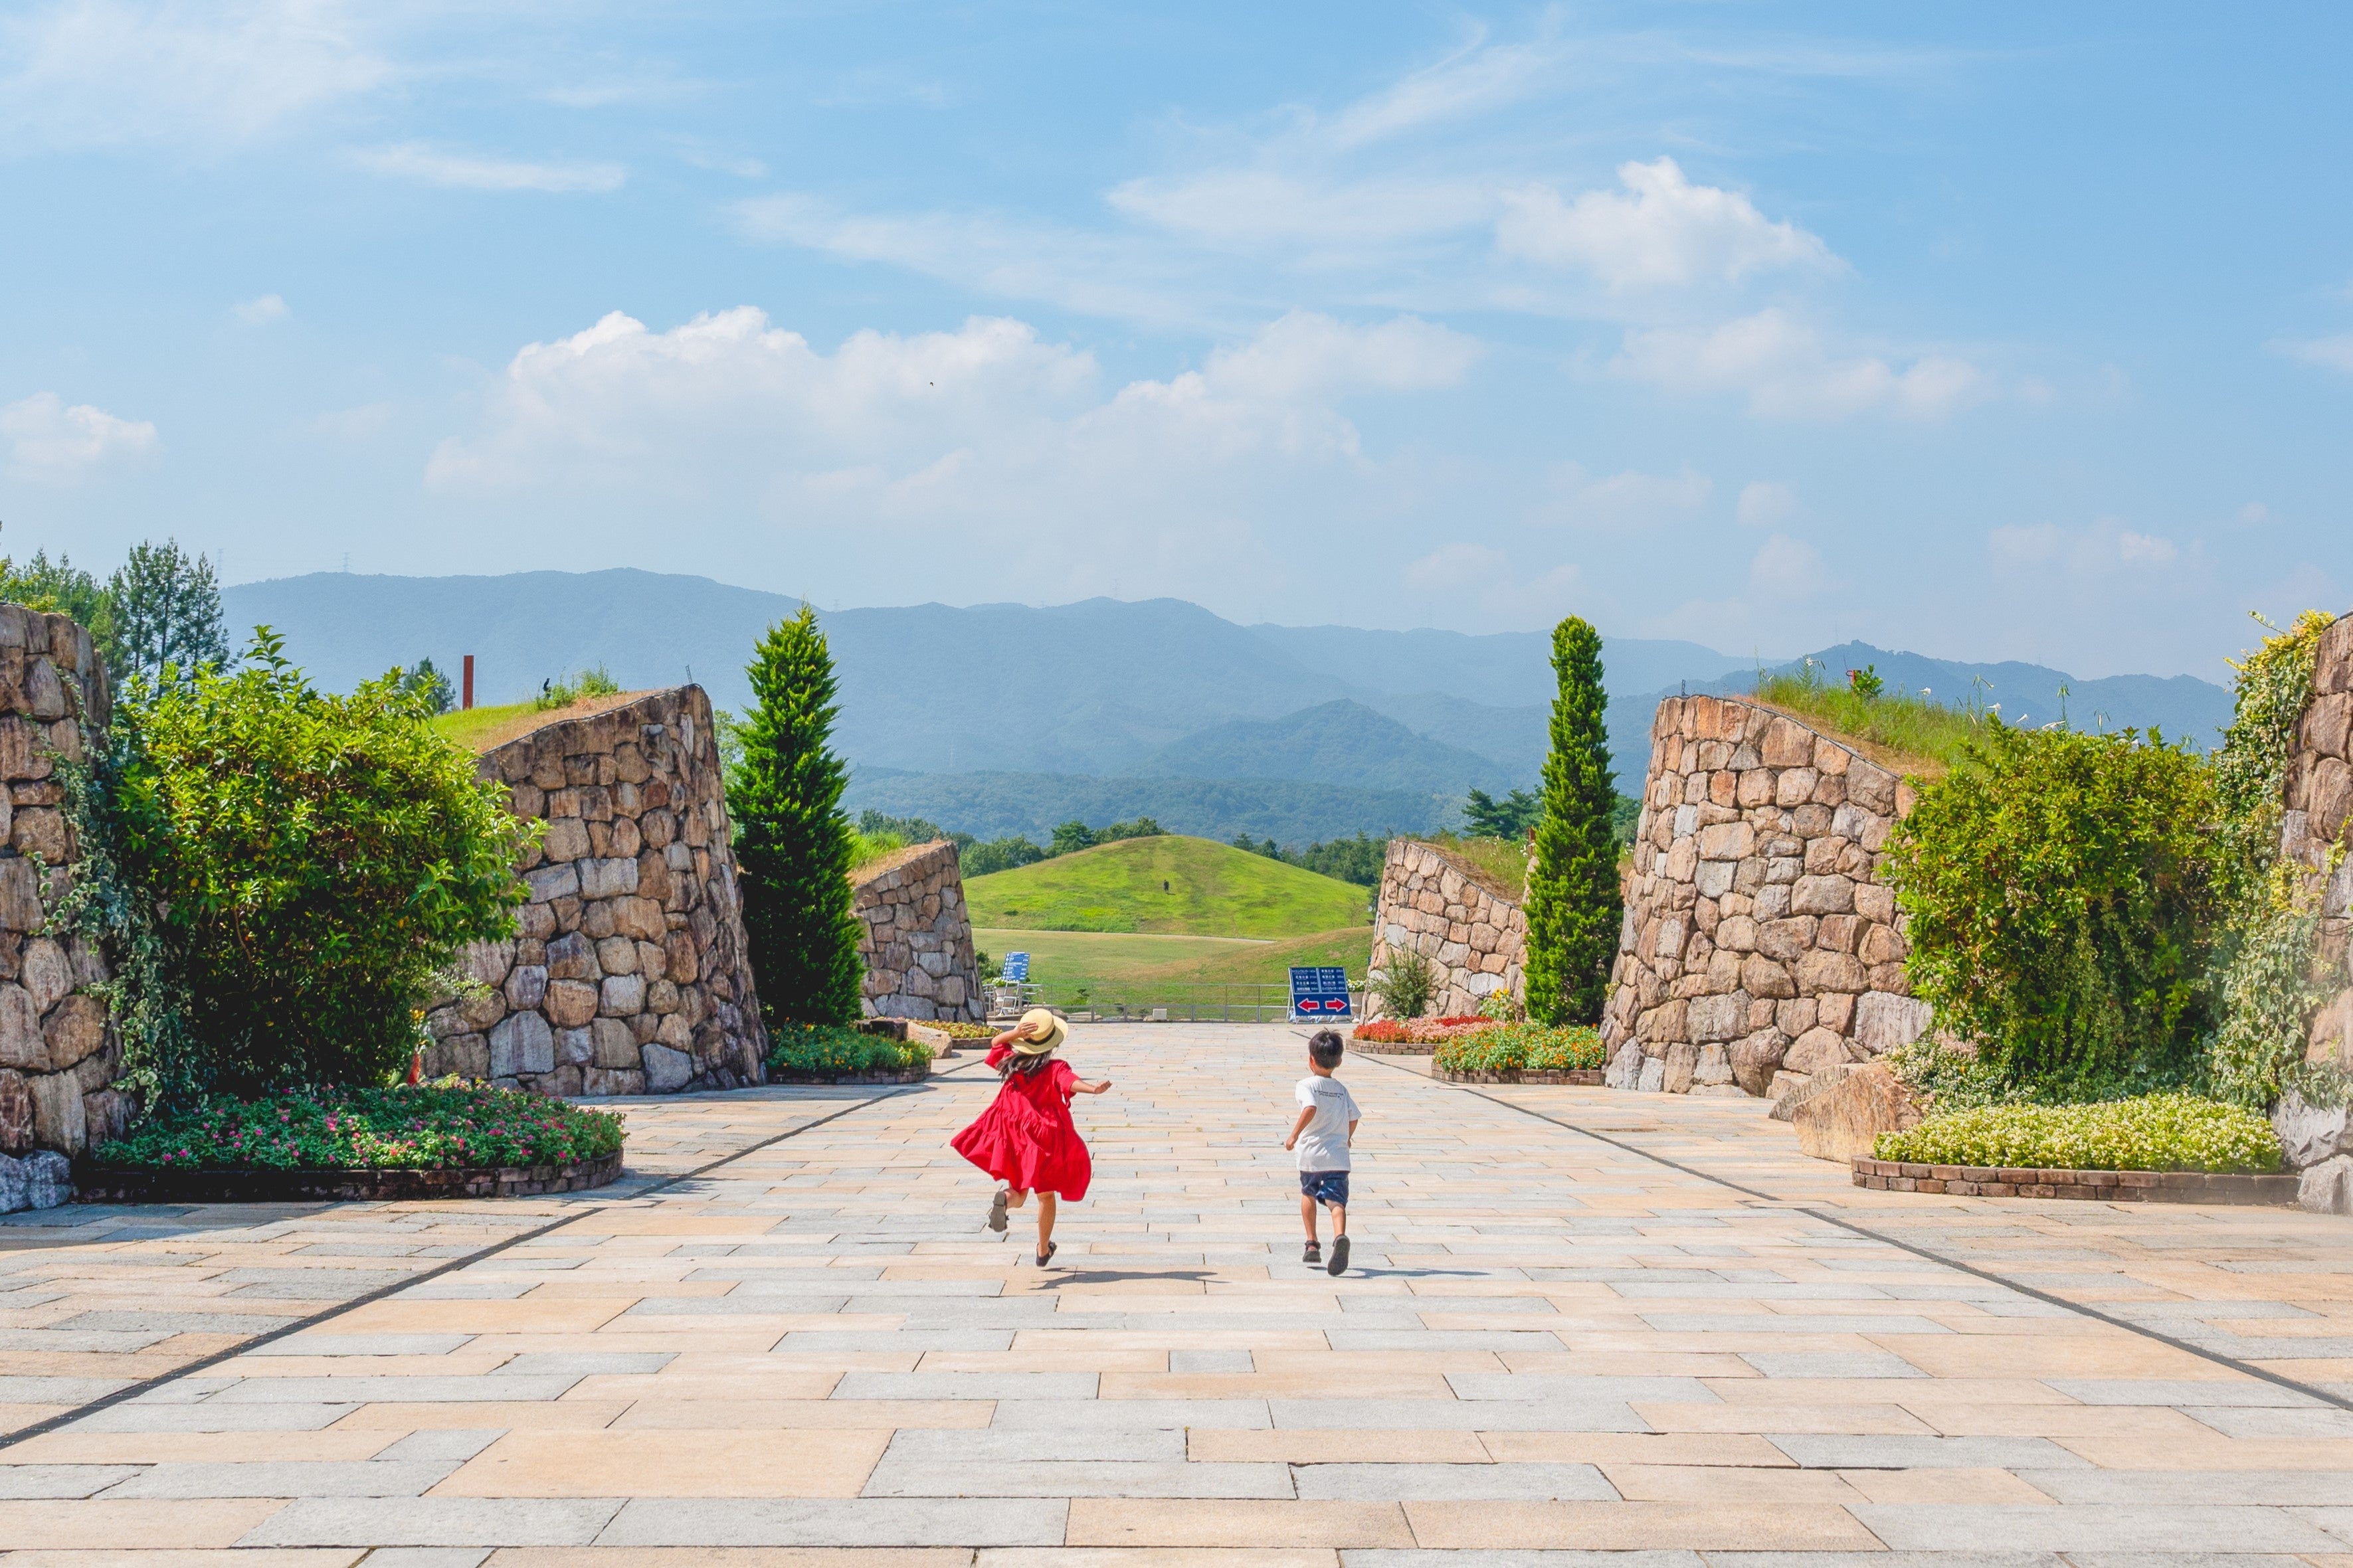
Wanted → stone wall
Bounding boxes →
[0,603,123,1157]
[424,687,766,1096]
[2282,613,2353,1074]
[1602,695,1931,1098]
[854,839,983,1022]
[1370,839,1525,1018]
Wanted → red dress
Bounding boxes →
[951,1044,1093,1199]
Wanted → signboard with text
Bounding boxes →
[1289,966,1352,1021]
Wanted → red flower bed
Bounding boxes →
[1351,1015,1490,1045]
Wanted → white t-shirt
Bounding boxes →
[1293,1075,1361,1172]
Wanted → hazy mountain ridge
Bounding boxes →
[221,569,2235,841]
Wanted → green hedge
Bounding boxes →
[95,1083,624,1171]
[1874,1092,2281,1173]
[1434,1022,1606,1075]
[767,1024,930,1077]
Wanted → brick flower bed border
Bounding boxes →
[1851,1156,2299,1205]
[72,1150,624,1205]
[1349,1040,1437,1055]
[1438,1069,1605,1086]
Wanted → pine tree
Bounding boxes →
[729,606,864,1024]
[108,540,229,686]
[1523,614,1622,1024]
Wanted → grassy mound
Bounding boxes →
[977,926,1372,996]
[96,1083,625,1171]
[430,691,652,754]
[1748,665,1990,779]
[1875,1093,2281,1172]
[966,835,1370,938]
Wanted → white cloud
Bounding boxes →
[2281,333,2353,373]
[2116,529,2176,565]
[2236,501,2268,526]
[1496,158,1839,290]
[1748,533,1822,594]
[353,142,625,195]
[1736,479,1798,527]
[1,391,158,481]
[1406,543,1580,620]
[1107,169,1489,257]
[1614,308,1994,420]
[1323,29,1564,150]
[1991,519,2183,574]
[0,0,390,153]
[233,292,288,324]
[1543,461,1711,527]
[1200,311,1480,399]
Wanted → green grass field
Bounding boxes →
[965,834,1372,938]
[975,926,1374,998]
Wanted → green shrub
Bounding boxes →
[1523,616,1620,1024]
[95,1082,624,1170]
[1875,1093,2281,1174]
[110,630,535,1098]
[537,665,620,710]
[2204,610,2342,1109]
[766,1024,929,1077]
[730,607,864,1025]
[1883,722,2220,1102]
[1435,1022,1605,1075]
[1366,945,1439,1020]
[1752,659,1991,774]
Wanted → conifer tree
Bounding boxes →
[1523,614,1621,1023]
[729,606,864,1024]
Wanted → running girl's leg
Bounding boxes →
[1036,1191,1058,1255]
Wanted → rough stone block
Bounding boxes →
[545,979,600,1028]
[1796,949,1868,996]
[0,982,44,1070]
[23,1147,70,1208]
[1784,1027,1849,1077]
[2295,1154,2353,1215]
[1791,1062,1920,1163]
[0,1066,30,1152]
[1663,1041,1698,1094]
[490,1011,556,1078]
[1853,991,1932,1053]
[29,1069,83,1152]
[642,1043,693,1092]
[39,993,109,1071]
[2273,1092,2352,1169]
[1791,875,1855,915]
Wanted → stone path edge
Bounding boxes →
[1853,1154,2301,1205]
[71,1149,625,1205]
[1356,1047,2353,1416]
[0,1057,985,1454]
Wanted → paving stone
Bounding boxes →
[98,1458,462,1498]
[1741,1351,1927,1379]
[990,1398,1272,1431]
[864,1457,1294,1498]
[248,1335,476,1357]
[834,1371,1101,1400]
[62,1401,361,1433]
[0,1464,139,1498]
[2016,1469,2353,1504]
[2045,1380,2324,1407]
[1769,1435,2089,1469]
[207,1375,584,1405]
[597,1496,1068,1546]
[1293,1461,1616,1500]
[239,1496,622,1547]
[1851,1504,2346,1551]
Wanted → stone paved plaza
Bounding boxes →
[3,1024,2352,1565]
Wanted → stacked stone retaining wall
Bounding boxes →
[424,686,766,1096]
[2283,613,2353,1073]
[854,839,983,1022]
[1602,695,1931,1098]
[0,603,123,1156]
[1370,840,1525,1017]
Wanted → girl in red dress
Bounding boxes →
[951,1008,1111,1266]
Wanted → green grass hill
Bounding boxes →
[965,834,1372,938]
[973,926,1373,1000]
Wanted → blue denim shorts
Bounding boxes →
[1299,1170,1350,1207]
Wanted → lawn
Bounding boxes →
[976,926,1374,998]
[965,834,1371,938]
[430,691,652,754]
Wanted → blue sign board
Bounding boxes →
[1001,952,1030,983]
[1289,966,1352,1020]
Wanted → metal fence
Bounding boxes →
[988,982,1367,1025]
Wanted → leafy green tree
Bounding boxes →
[1883,723,2220,1100]
[729,606,864,1024]
[1050,820,1099,856]
[110,539,229,686]
[110,629,533,1094]
[399,657,456,715]
[1463,786,1540,839]
[0,530,119,666]
[1522,616,1620,1025]
[962,835,1046,876]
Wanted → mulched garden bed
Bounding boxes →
[1851,1156,2299,1205]
[1438,1068,1604,1085]
[74,1149,624,1205]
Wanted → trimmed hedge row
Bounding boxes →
[1873,1092,2282,1174]
[94,1082,625,1172]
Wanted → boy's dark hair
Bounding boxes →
[1309,1030,1344,1069]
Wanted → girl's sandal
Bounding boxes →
[1034,1241,1058,1267]
[987,1187,1010,1236]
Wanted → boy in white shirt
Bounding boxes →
[1283,1029,1361,1276]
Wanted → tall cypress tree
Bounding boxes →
[1523,614,1622,1024]
[729,606,864,1025]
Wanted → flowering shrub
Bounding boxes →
[767,1024,930,1077]
[1875,1092,2281,1173]
[935,1020,1000,1039]
[94,1081,624,1171]
[1352,1016,1485,1045]
[1434,1023,1606,1075]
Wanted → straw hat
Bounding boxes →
[1010,1007,1068,1056]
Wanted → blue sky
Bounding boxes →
[2,3,2348,681]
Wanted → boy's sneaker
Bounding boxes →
[1302,1241,1321,1264]
[1327,1236,1351,1276]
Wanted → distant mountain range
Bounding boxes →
[222,569,2236,844]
